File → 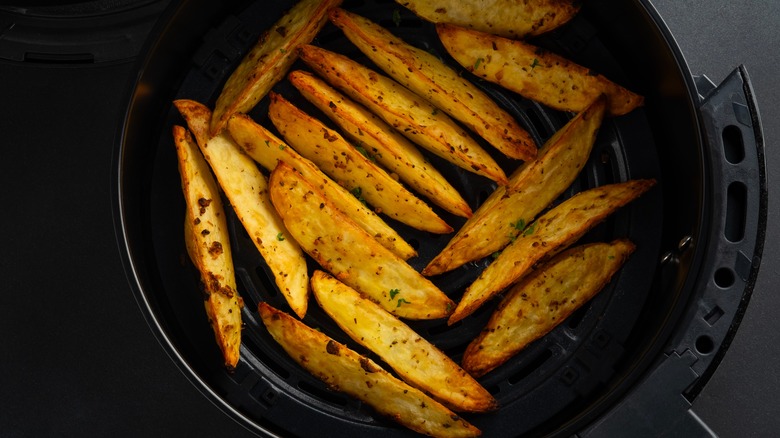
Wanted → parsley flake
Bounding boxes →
[511,219,526,231]
[279,144,286,150]
[354,145,375,162]
[523,223,536,236]
[389,288,400,300]
[396,298,411,307]
[530,58,540,69]
[276,232,285,241]
[351,186,367,206]
[473,57,484,70]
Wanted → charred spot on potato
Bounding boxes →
[326,340,340,355]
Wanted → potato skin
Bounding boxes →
[226,113,417,260]
[311,271,497,412]
[209,0,342,135]
[269,162,454,320]
[288,70,473,218]
[462,240,636,377]
[258,302,482,437]
[175,99,310,318]
[267,91,452,234]
[424,96,607,276]
[396,0,581,39]
[437,23,644,116]
[329,8,536,161]
[173,125,242,369]
[297,44,509,184]
[449,179,655,325]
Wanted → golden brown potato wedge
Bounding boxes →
[396,0,581,39]
[463,239,636,377]
[297,44,509,184]
[437,24,644,116]
[288,70,472,218]
[209,0,342,135]
[267,92,453,234]
[226,112,417,260]
[311,270,496,412]
[258,302,482,437]
[173,125,242,369]
[330,8,536,161]
[423,96,607,276]
[269,162,454,320]
[449,179,655,324]
[174,99,310,318]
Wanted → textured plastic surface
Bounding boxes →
[0,0,167,63]
[581,65,765,438]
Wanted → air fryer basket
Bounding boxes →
[114,0,765,436]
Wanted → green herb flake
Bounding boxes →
[276,232,285,241]
[431,108,439,116]
[264,140,270,147]
[389,288,400,300]
[396,298,411,307]
[608,255,615,260]
[491,251,502,259]
[523,223,536,236]
[511,219,526,231]
[473,57,484,70]
[392,9,401,27]
[530,58,540,69]
[279,144,286,150]
[279,48,287,54]
[354,145,375,162]
[351,186,367,206]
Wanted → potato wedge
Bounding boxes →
[209,0,342,135]
[173,125,242,369]
[269,162,453,319]
[463,240,636,377]
[174,99,309,318]
[226,113,417,260]
[330,8,535,161]
[288,70,472,218]
[311,270,496,412]
[258,302,482,437]
[437,24,644,116]
[268,92,453,234]
[396,0,580,39]
[423,96,607,276]
[297,44,508,184]
[449,179,655,324]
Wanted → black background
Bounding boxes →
[1,1,777,437]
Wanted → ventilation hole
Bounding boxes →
[298,380,350,407]
[714,268,735,288]
[695,335,715,355]
[703,306,724,326]
[566,303,589,330]
[722,125,745,164]
[725,181,747,242]
[508,348,553,384]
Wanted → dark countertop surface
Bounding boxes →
[1,1,777,436]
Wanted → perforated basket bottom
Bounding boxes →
[147,0,664,436]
